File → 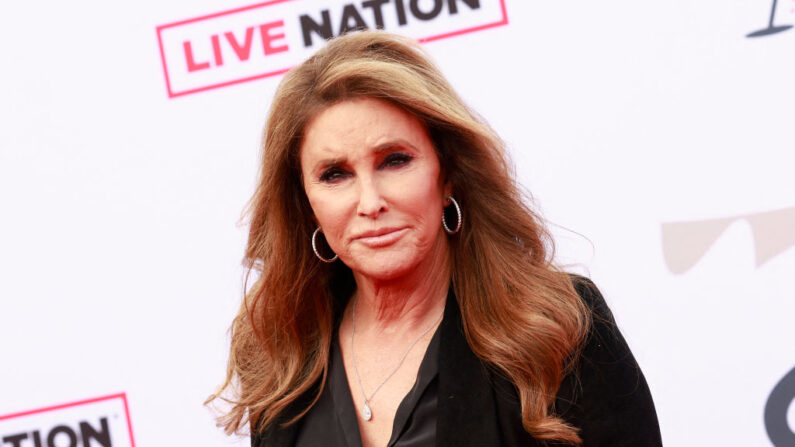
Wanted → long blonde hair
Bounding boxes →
[208,30,590,444]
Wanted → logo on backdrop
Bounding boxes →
[156,0,509,98]
[0,393,135,447]
[747,0,793,37]
[661,207,795,274]
[765,366,795,446]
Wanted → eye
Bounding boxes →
[319,166,350,183]
[380,152,413,169]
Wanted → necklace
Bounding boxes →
[350,296,445,422]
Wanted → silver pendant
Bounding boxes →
[362,402,372,421]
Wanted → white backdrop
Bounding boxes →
[1,0,794,445]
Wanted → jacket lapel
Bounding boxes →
[436,295,503,447]
[437,293,540,447]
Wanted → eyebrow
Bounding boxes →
[310,139,419,173]
[374,139,417,152]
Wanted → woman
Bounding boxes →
[209,30,662,446]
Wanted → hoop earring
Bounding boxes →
[312,227,338,263]
[442,196,462,235]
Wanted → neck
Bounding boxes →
[351,234,450,332]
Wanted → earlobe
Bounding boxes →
[443,182,453,200]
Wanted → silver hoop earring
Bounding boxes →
[312,227,338,263]
[442,196,462,235]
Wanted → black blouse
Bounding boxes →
[294,323,442,447]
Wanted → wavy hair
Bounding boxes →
[208,30,590,444]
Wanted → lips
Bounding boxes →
[353,227,408,248]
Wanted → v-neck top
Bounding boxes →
[294,322,442,447]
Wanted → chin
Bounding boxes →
[345,252,421,282]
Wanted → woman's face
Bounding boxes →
[300,97,450,281]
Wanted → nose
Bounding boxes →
[356,177,387,219]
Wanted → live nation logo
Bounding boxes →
[0,394,135,447]
[156,0,508,98]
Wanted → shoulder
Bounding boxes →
[569,275,636,367]
[570,275,613,327]
[557,275,663,446]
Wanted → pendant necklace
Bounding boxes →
[350,295,445,422]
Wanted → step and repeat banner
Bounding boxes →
[1,0,793,445]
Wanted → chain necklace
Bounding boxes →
[350,296,445,422]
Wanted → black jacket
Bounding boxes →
[252,277,663,446]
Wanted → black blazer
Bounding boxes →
[252,277,663,446]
